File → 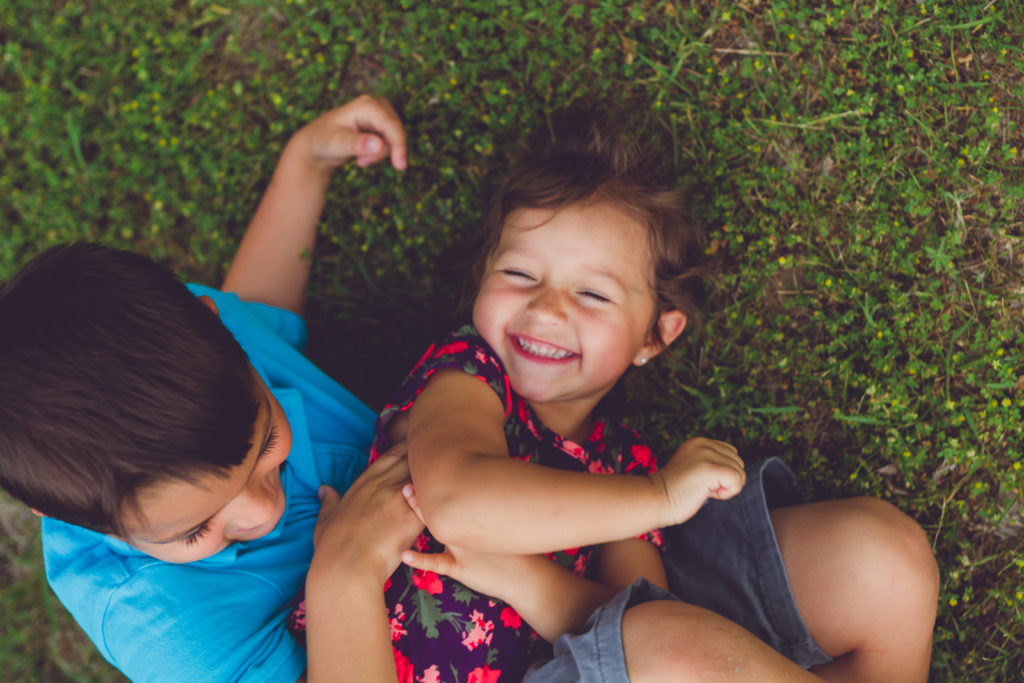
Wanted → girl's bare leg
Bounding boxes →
[771,497,939,683]
[622,600,822,682]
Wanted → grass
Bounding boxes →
[1,1,1022,680]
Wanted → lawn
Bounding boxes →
[1,1,1022,680]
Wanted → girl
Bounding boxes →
[295,110,938,683]
[296,111,749,680]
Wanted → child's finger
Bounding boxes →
[355,98,407,169]
[402,549,455,577]
[401,484,427,524]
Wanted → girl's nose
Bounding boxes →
[527,286,568,323]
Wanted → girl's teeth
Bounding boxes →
[517,337,573,359]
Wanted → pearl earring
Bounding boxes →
[638,357,647,366]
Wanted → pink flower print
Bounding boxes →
[562,547,580,556]
[587,459,613,474]
[290,599,306,630]
[517,401,540,438]
[410,343,437,373]
[414,532,431,552]
[433,341,469,358]
[417,665,441,683]
[389,603,408,641]
[648,527,664,547]
[572,552,588,576]
[559,438,589,465]
[475,349,490,365]
[467,665,502,683]
[500,606,522,629]
[588,420,606,442]
[393,647,415,683]
[627,443,656,473]
[502,375,512,414]
[412,569,444,595]
[384,576,392,592]
[461,610,495,651]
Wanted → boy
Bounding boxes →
[1,95,938,682]
[0,95,425,681]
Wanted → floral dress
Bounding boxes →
[290,325,661,682]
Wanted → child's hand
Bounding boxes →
[399,486,526,605]
[650,438,746,528]
[293,94,407,174]
[310,443,423,584]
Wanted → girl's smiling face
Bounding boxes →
[117,368,292,563]
[472,202,685,436]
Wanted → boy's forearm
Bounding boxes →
[222,135,328,314]
[304,562,398,683]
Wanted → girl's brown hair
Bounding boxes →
[472,109,706,345]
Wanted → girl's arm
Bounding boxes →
[406,370,659,553]
[222,95,406,314]
[406,370,746,554]
[304,446,421,683]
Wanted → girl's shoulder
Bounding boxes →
[377,326,513,440]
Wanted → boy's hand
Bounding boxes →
[650,438,746,528]
[309,443,422,584]
[294,94,407,174]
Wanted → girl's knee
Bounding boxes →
[849,498,938,586]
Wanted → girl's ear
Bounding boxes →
[634,310,687,366]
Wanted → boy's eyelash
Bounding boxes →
[179,521,211,546]
[581,291,611,303]
[259,424,279,461]
[176,423,278,547]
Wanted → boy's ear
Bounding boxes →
[198,295,219,315]
[634,310,687,366]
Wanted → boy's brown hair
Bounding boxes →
[0,243,259,536]
[472,108,706,344]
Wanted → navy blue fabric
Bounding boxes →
[525,458,831,681]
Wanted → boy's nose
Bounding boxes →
[527,287,569,323]
[225,482,278,537]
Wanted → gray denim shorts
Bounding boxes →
[524,457,832,682]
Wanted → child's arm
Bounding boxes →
[221,95,406,314]
[406,369,745,554]
[303,445,422,683]
[593,539,668,590]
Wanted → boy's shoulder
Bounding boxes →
[186,283,309,354]
[41,516,308,681]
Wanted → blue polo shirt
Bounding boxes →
[41,285,376,682]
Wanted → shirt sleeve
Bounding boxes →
[100,564,306,683]
[185,283,308,352]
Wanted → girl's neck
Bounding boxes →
[528,399,596,444]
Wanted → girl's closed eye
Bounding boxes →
[580,290,611,303]
[500,268,534,281]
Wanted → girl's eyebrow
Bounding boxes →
[146,396,274,545]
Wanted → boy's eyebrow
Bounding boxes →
[146,396,274,545]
